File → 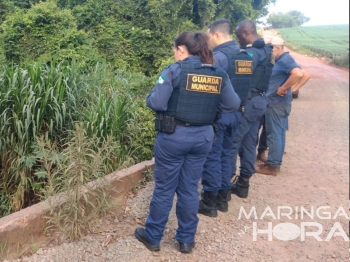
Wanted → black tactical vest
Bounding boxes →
[164,61,225,125]
[218,47,253,105]
[245,42,274,93]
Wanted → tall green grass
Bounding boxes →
[0,61,155,217]
[0,61,78,213]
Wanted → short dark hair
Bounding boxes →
[208,19,233,35]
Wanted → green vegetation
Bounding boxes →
[131,166,154,194]
[0,61,155,218]
[36,124,120,240]
[0,0,275,75]
[278,25,349,68]
[267,10,310,28]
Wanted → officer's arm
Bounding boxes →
[291,69,311,92]
[277,67,304,96]
[146,66,176,111]
[219,74,241,112]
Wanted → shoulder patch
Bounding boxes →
[157,76,166,84]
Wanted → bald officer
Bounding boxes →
[230,20,274,198]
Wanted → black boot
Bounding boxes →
[198,191,218,217]
[231,176,249,198]
[216,190,230,212]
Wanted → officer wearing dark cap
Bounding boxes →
[135,31,240,253]
[198,19,252,217]
[230,19,274,198]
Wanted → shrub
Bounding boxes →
[332,52,349,68]
[0,2,101,69]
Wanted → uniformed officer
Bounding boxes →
[134,31,240,253]
[230,20,274,198]
[198,19,252,217]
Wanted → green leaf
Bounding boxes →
[34,168,47,179]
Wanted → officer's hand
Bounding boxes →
[277,87,288,97]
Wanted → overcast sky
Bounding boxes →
[267,0,349,26]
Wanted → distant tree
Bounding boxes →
[287,10,310,26]
[1,1,99,66]
[10,0,42,9]
[267,10,310,28]
[0,0,14,23]
[0,0,276,73]
[212,0,275,28]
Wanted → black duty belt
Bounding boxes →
[175,119,192,126]
[175,119,209,127]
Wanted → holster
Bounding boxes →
[155,114,176,134]
[238,105,245,117]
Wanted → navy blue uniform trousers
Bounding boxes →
[230,96,267,179]
[145,125,214,244]
[257,115,268,153]
[201,112,241,194]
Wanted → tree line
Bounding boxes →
[0,0,276,75]
[267,10,310,28]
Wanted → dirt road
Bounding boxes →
[6,45,349,261]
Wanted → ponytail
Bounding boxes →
[174,31,214,65]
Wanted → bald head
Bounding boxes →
[237,20,257,33]
[235,19,259,46]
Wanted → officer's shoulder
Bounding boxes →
[213,50,226,57]
[212,65,228,76]
[163,62,181,72]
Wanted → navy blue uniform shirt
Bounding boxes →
[266,52,301,107]
[244,38,271,93]
[244,38,267,71]
[146,56,241,113]
[212,40,240,71]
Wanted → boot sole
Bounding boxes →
[231,190,248,199]
[198,209,218,217]
[217,206,228,212]
[134,228,160,251]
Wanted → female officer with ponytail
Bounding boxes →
[134,31,240,253]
